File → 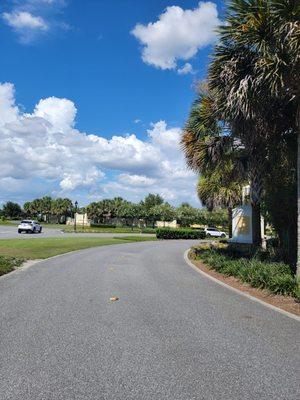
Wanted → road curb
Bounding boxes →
[184,249,300,322]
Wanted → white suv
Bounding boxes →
[18,220,42,234]
[204,227,227,238]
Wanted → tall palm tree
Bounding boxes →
[182,86,247,237]
[209,0,299,271]
[197,162,244,237]
[40,196,52,222]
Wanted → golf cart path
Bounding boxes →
[0,240,299,400]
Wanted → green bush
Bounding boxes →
[156,228,206,240]
[91,223,117,228]
[141,227,157,234]
[0,256,24,276]
[192,247,300,299]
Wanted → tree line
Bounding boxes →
[181,0,299,273]
[0,194,228,228]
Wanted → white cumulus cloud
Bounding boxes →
[131,2,220,72]
[2,11,48,31]
[177,63,194,75]
[0,82,198,206]
[2,0,68,43]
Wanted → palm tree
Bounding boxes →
[182,86,247,238]
[40,196,52,222]
[209,0,299,271]
[197,162,244,237]
[51,198,73,223]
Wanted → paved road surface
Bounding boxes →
[0,241,299,400]
[0,225,153,239]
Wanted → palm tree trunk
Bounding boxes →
[252,202,261,247]
[228,207,233,238]
[249,155,263,249]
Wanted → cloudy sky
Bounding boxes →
[0,0,224,206]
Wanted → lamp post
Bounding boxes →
[74,201,78,233]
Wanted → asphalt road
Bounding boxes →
[0,225,153,239]
[0,241,299,400]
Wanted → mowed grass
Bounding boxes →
[62,226,148,234]
[0,236,157,260]
[0,220,18,226]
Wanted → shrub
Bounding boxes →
[192,247,300,299]
[0,256,23,276]
[141,227,157,234]
[91,223,116,228]
[156,228,206,240]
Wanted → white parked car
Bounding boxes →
[204,227,227,238]
[18,220,42,234]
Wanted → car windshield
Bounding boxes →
[21,220,32,224]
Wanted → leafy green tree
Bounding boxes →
[2,201,22,219]
[149,203,175,227]
[196,209,228,228]
[119,202,140,228]
[176,204,198,227]
[140,194,164,212]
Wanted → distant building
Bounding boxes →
[156,220,179,228]
[66,213,91,227]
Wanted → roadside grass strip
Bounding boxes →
[0,236,157,261]
[62,226,156,234]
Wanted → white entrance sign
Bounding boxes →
[231,205,264,244]
[231,205,252,243]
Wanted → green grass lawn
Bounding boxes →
[0,236,156,260]
[0,220,18,226]
[62,226,147,234]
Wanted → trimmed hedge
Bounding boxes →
[192,246,300,299]
[141,227,157,234]
[91,223,117,228]
[156,228,206,240]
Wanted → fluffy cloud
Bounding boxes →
[2,0,68,43]
[118,174,156,187]
[2,11,48,31]
[0,82,198,206]
[177,63,194,75]
[131,2,220,72]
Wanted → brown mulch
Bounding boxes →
[190,255,300,317]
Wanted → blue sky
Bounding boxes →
[0,0,224,206]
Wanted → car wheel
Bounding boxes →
[206,233,211,238]
[221,234,226,238]
[18,229,22,234]
[39,227,42,233]
[32,228,36,234]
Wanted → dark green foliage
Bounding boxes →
[156,228,206,240]
[0,256,23,276]
[91,223,117,228]
[141,227,157,234]
[2,201,22,219]
[193,247,300,299]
